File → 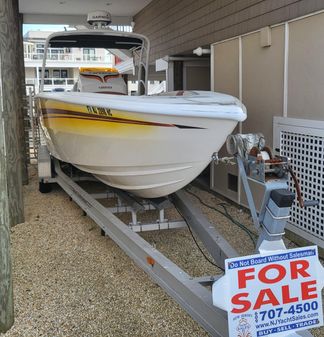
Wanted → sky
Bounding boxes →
[23,24,68,35]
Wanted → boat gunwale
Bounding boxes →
[35,92,247,122]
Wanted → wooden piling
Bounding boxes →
[18,13,29,185]
[0,0,25,224]
[0,0,26,331]
[0,176,14,333]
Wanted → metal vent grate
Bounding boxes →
[280,131,324,242]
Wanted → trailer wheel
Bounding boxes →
[39,181,52,193]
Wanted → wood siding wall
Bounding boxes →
[134,0,324,61]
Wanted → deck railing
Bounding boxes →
[24,52,113,63]
[25,77,76,93]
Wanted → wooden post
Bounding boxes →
[0,174,14,333]
[0,0,24,225]
[0,0,25,331]
[0,51,15,330]
[15,4,29,185]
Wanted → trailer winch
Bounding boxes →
[222,133,319,251]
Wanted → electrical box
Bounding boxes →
[260,26,272,47]
[210,161,265,212]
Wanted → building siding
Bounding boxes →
[134,0,324,61]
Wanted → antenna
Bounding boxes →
[87,11,112,29]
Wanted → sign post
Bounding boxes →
[213,246,324,337]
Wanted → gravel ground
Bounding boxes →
[2,165,324,337]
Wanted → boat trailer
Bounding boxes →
[37,133,322,337]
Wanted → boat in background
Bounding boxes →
[35,12,247,198]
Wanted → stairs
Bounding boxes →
[23,85,40,162]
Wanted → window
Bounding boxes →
[51,49,64,54]
[83,48,96,61]
[53,70,60,78]
[38,68,49,78]
[61,70,68,78]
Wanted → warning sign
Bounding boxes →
[212,246,324,337]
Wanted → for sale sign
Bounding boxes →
[212,246,324,337]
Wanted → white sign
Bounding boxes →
[212,246,324,337]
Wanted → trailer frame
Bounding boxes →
[37,146,313,337]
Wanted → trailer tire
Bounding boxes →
[39,181,52,194]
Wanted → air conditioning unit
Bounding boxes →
[273,117,324,249]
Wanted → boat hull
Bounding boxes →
[36,92,244,198]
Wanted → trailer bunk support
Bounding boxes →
[53,158,228,336]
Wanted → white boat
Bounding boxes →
[35,15,246,198]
